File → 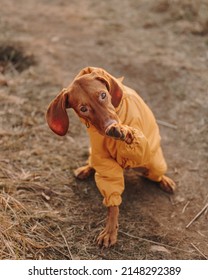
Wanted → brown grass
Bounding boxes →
[0,0,208,260]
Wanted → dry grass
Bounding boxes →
[0,53,81,259]
[0,0,208,260]
[0,161,71,259]
[153,0,208,35]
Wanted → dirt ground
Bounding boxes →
[0,0,208,260]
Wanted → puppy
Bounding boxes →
[46,67,176,247]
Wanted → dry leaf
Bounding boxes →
[150,245,171,254]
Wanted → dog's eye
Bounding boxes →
[80,106,88,113]
[100,92,106,100]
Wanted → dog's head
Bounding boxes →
[46,67,123,136]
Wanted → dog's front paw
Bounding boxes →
[105,124,134,144]
[97,225,118,248]
[97,206,119,248]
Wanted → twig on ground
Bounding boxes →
[57,225,73,260]
[191,243,208,260]
[182,201,190,214]
[1,232,17,259]
[186,203,208,229]
[35,222,74,259]
[119,230,192,253]
[157,120,178,129]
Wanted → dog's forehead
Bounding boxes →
[73,75,105,94]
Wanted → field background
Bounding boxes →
[0,0,207,259]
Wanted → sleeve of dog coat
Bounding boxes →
[117,125,152,167]
[93,155,124,207]
[88,128,124,207]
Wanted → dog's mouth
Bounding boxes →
[104,119,118,131]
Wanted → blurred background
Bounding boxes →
[0,0,207,260]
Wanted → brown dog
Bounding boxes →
[46,67,176,247]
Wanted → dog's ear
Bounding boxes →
[94,68,123,108]
[46,89,70,136]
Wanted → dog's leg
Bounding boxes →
[74,164,94,180]
[74,148,95,180]
[159,175,176,193]
[97,206,119,248]
[143,172,176,194]
[143,147,176,193]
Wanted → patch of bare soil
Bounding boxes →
[0,0,207,259]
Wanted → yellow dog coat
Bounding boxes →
[86,78,167,207]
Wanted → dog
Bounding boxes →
[46,67,176,248]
